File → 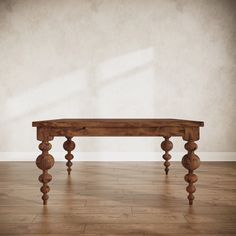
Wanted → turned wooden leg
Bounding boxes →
[36,140,54,205]
[182,140,200,205]
[63,136,75,175]
[161,136,173,175]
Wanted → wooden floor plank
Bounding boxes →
[0,161,235,235]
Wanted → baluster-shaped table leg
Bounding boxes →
[36,139,54,205]
[182,139,200,205]
[161,136,173,175]
[63,136,75,175]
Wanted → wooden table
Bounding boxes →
[32,118,204,205]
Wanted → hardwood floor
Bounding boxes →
[0,161,235,235]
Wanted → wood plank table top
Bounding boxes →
[32,118,204,128]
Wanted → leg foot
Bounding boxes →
[36,140,54,205]
[182,140,200,205]
[63,136,75,175]
[161,136,173,175]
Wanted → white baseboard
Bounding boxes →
[0,152,235,161]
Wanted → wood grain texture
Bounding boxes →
[63,136,75,175]
[161,136,173,175]
[182,127,201,205]
[32,118,204,205]
[48,126,186,137]
[32,118,204,128]
[0,162,235,235]
[36,139,54,205]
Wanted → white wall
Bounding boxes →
[0,0,236,160]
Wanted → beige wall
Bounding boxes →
[0,0,235,154]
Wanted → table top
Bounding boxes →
[32,118,204,128]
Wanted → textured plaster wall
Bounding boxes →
[0,0,235,154]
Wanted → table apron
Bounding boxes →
[44,126,186,137]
